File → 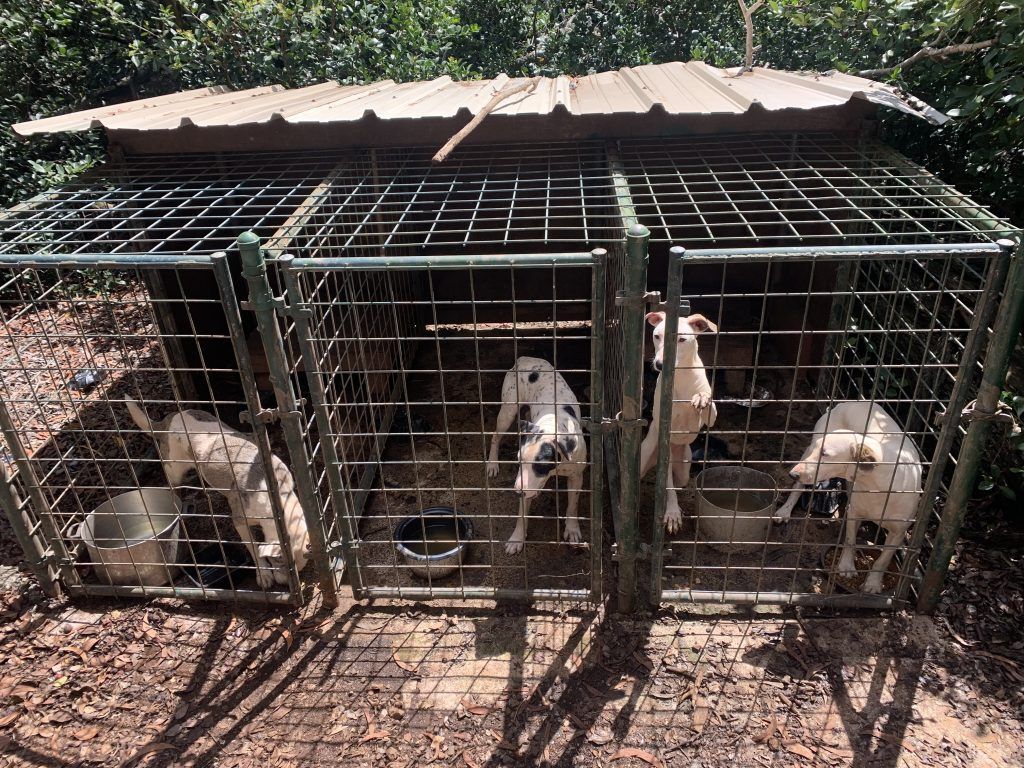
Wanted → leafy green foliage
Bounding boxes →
[2,1,1021,224]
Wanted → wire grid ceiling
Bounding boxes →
[0,133,1006,262]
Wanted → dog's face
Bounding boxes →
[646,312,718,371]
[790,430,883,484]
[516,419,578,498]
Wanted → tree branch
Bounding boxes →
[432,79,539,164]
[736,0,765,74]
[857,38,997,78]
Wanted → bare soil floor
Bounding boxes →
[1,521,1022,768]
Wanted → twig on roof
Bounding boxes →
[735,0,765,75]
[432,78,540,164]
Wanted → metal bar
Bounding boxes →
[660,589,894,609]
[67,582,296,604]
[288,253,598,270]
[615,223,651,613]
[235,237,336,606]
[359,586,593,601]
[648,246,684,605]
[0,254,216,267]
[212,250,302,603]
[588,248,608,602]
[918,238,1024,612]
[670,242,1002,264]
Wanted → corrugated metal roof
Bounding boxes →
[12,61,947,138]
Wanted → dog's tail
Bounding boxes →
[125,399,154,433]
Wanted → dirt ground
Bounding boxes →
[1,521,1022,768]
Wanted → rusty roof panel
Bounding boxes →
[12,61,947,138]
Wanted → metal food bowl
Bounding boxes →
[695,466,778,553]
[71,488,182,586]
[394,507,473,580]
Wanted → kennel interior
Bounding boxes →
[0,153,361,603]
[260,143,620,600]
[609,134,1015,608]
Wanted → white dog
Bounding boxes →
[777,401,922,593]
[639,312,718,534]
[486,357,587,554]
[126,400,310,588]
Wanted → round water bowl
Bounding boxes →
[394,507,473,580]
[73,488,181,586]
[695,466,778,553]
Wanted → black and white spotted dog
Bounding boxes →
[486,356,587,554]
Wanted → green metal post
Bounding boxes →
[212,251,302,603]
[235,234,338,607]
[918,239,1024,612]
[616,223,651,613]
[647,246,684,605]
[588,248,608,602]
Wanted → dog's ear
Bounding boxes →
[645,311,665,327]
[687,314,719,334]
[556,434,578,461]
[849,436,882,470]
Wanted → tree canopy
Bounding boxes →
[2,1,1020,222]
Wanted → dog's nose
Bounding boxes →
[789,469,801,480]
[652,360,662,372]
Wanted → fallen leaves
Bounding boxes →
[392,653,419,674]
[360,708,388,743]
[118,742,178,767]
[586,728,614,746]
[610,747,665,768]
[0,709,22,728]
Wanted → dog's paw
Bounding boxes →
[504,539,525,555]
[862,574,884,594]
[836,556,858,580]
[772,508,792,524]
[563,523,582,544]
[255,565,276,590]
[486,460,500,479]
[690,392,712,410]
[664,507,682,534]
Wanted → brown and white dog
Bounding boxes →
[126,400,310,588]
[486,357,587,554]
[639,312,718,533]
[776,401,922,593]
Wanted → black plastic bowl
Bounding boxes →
[178,542,252,589]
[394,507,473,580]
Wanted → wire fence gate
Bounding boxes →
[0,253,319,605]
[240,243,608,602]
[640,240,1011,610]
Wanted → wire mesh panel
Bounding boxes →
[643,243,1005,608]
[282,253,605,601]
[0,256,308,603]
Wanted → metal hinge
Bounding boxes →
[962,399,1021,435]
[240,296,312,319]
[615,289,662,309]
[583,411,648,434]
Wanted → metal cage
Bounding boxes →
[0,133,1018,610]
